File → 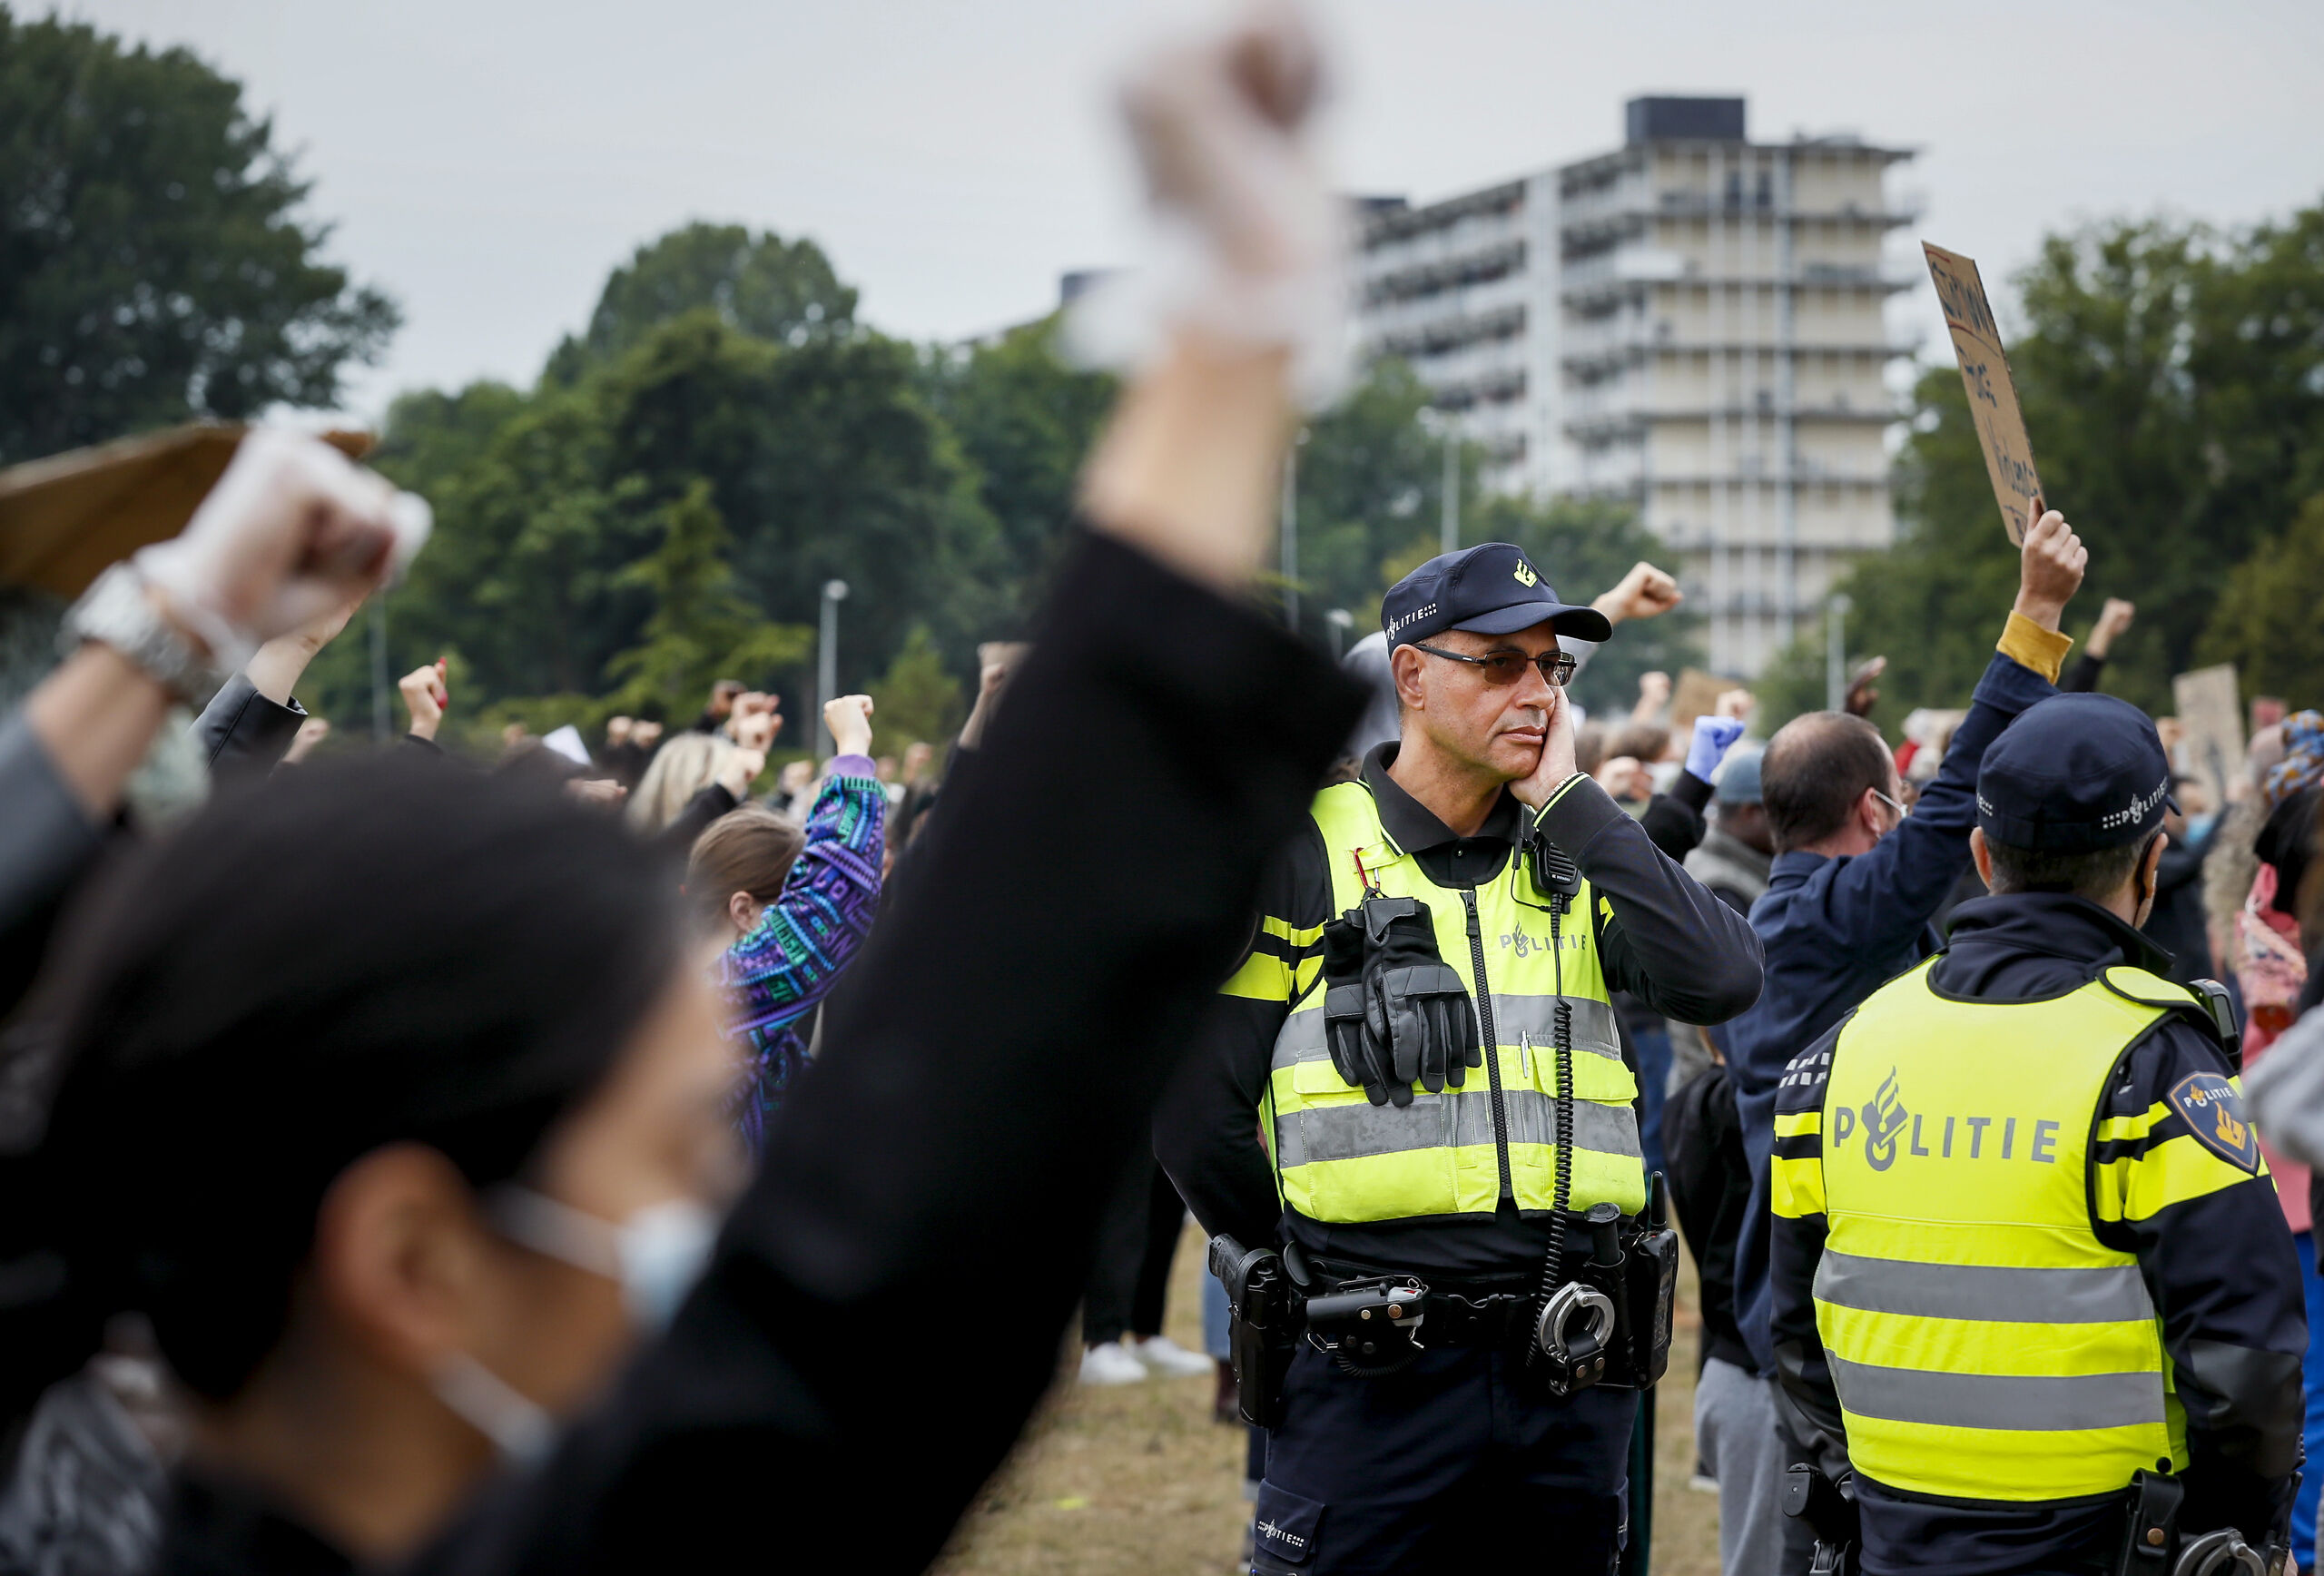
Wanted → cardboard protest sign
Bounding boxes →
[1670,667,1745,737]
[1924,243,2042,545]
[2172,664,2244,813]
[0,425,372,599]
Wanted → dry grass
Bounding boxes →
[936,1223,1722,1575]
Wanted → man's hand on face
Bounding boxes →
[1509,682,1581,810]
[2013,501,2087,633]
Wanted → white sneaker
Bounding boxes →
[1130,1334,1215,1378]
[1078,1340,1150,1385]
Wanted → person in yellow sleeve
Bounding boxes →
[1769,693,2307,1576]
[1156,542,1764,1574]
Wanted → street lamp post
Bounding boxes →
[1440,421,1459,555]
[1325,607,1353,658]
[816,578,849,758]
[1826,592,1851,713]
[1280,434,1302,633]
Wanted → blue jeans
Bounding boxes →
[1632,1025,1671,1183]
[2294,1231,2324,1569]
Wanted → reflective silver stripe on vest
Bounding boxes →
[1272,996,1620,1069]
[1276,1087,1640,1168]
[1829,1355,2167,1433]
[1816,1251,2156,1326]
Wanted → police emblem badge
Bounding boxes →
[2168,1072,2261,1174]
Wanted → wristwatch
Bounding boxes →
[59,563,231,705]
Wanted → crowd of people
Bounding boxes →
[0,9,2319,1576]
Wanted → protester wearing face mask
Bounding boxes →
[1712,501,2086,1576]
[0,12,1364,1574]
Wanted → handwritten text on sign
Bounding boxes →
[1924,242,2042,546]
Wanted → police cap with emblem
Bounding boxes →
[1380,543,1613,649]
[1977,693,2177,854]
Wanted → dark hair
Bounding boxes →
[686,805,805,929]
[8,754,682,1407]
[1984,831,2161,902]
[2256,785,2319,920]
[1762,712,1895,852]
[1605,723,1670,765]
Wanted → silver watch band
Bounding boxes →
[59,563,231,706]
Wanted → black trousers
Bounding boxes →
[1251,1342,1633,1575]
[1083,1157,1188,1345]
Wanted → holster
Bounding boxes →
[1530,1179,1682,1394]
[1209,1233,1298,1429]
[2115,1470,2182,1576]
[1782,1463,1860,1576]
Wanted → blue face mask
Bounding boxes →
[435,1188,722,1465]
[486,1186,722,1331]
[2186,812,2219,846]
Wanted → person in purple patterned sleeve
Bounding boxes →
[689,694,886,1151]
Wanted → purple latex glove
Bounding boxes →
[1687,715,1746,781]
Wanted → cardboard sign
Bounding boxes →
[0,425,372,598]
[1924,243,2042,545]
[1670,667,1745,737]
[2172,664,2244,813]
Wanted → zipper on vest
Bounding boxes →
[1462,888,1515,1203]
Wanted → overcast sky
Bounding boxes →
[55,0,2324,422]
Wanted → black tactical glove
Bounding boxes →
[1319,912,1372,1096]
[1356,896,1480,1108]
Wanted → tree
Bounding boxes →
[599,478,811,719]
[866,625,963,751]
[544,222,855,384]
[921,316,1115,627]
[1291,360,1469,639]
[594,311,1001,691]
[0,8,396,462]
[1760,199,2324,731]
[2199,492,2324,703]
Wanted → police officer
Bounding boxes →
[1769,693,2307,1576]
[1158,543,1765,1574]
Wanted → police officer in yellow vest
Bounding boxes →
[1770,693,2306,1576]
[1157,543,1765,1574]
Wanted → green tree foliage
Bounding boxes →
[599,478,811,718]
[1767,201,2324,731]
[544,222,855,385]
[921,316,1116,625]
[0,7,396,461]
[1292,360,1465,637]
[866,625,964,751]
[2200,492,2324,702]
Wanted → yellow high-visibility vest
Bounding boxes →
[1785,958,2231,1501]
[1262,781,1642,1225]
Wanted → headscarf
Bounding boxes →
[2264,711,2324,806]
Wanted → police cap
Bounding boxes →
[1976,694,2176,854]
[1381,543,1613,649]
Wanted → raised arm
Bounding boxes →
[404,16,1366,1573]
[1811,504,2085,953]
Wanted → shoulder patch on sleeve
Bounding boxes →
[2168,1072,2261,1174]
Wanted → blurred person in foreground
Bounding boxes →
[1158,533,1762,1571]
[686,695,885,1153]
[1770,694,2303,1575]
[0,11,1364,1574]
[1718,501,2087,1576]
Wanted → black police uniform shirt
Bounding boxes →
[1156,741,1762,1283]
[1768,894,2307,1576]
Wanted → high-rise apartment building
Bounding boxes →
[1354,97,1915,675]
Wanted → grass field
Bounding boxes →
[935,1222,1721,1576]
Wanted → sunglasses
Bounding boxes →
[1412,642,1579,688]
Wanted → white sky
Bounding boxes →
[55,0,2324,423]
